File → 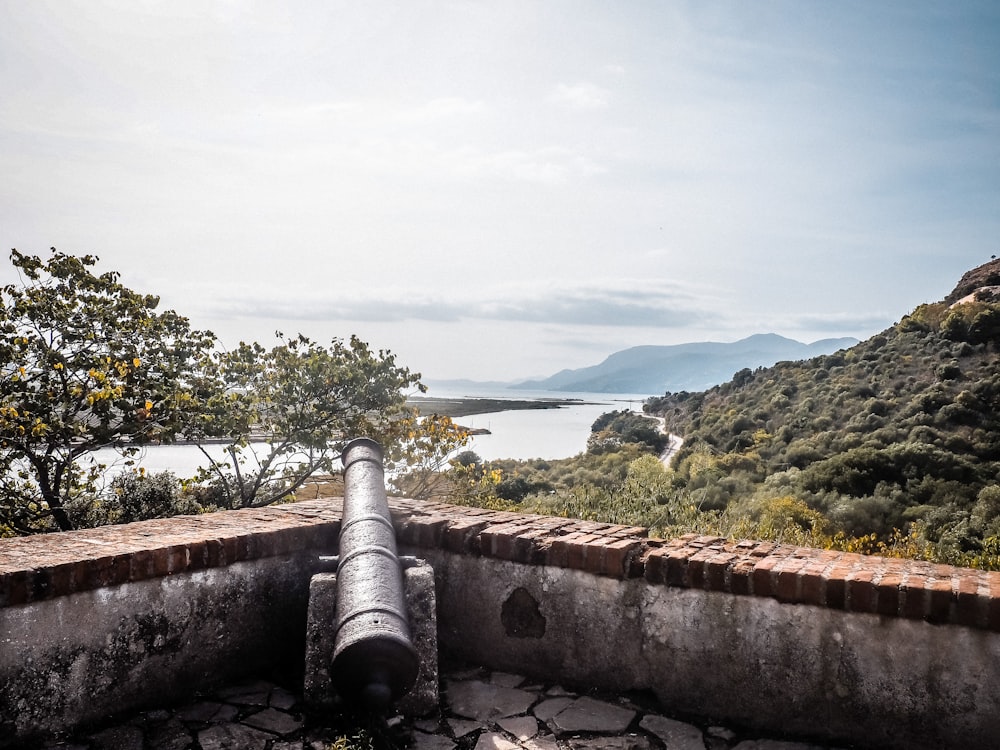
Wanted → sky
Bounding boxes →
[1,1,998,383]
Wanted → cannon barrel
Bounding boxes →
[332,438,419,710]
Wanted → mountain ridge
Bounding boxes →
[509,333,859,394]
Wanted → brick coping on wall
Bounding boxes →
[2,498,999,631]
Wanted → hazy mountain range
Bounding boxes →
[431,334,859,395]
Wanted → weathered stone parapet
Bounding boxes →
[4,497,1000,748]
[0,502,342,606]
[388,497,1000,631]
[4,497,1000,631]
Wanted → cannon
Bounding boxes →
[331,438,419,710]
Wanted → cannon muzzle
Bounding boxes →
[332,438,419,710]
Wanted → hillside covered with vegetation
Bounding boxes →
[444,259,1000,569]
[644,259,1000,559]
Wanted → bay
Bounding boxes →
[422,386,653,462]
[88,388,653,477]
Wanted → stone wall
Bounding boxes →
[2,498,999,748]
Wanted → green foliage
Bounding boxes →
[443,284,1000,569]
[79,470,202,526]
[588,410,667,454]
[188,333,464,510]
[641,293,1000,567]
[0,249,217,533]
[0,250,467,534]
[386,414,471,501]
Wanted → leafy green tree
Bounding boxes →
[189,333,459,509]
[105,470,199,526]
[0,249,217,533]
[388,413,472,501]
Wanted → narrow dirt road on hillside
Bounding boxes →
[636,412,684,468]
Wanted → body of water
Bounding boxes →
[428,386,654,462]
[87,388,655,477]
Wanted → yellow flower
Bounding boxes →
[133,357,141,368]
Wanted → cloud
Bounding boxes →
[402,97,488,122]
[550,82,611,110]
[203,279,719,330]
[785,312,896,333]
[447,145,606,185]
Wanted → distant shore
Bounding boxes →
[407,395,602,419]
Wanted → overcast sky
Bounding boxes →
[1,1,998,383]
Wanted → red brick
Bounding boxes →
[610,526,649,538]
[480,522,530,561]
[955,572,983,628]
[547,532,581,569]
[550,532,602,571]
[730,558,755,595]
[686,549,713,589]
[799,561,828,607]
[83,554,131,589]
[218,535,239,566]
[166,544,189,574]
[751,556,780,597]
[185,539,210,570]
[900,573,928,620]
[692,535,726,547]
[198,538,225,568]
[774,558,805,603]
[825,565,853,610]
[876,573,903,617]
[751,542,779,558]
[705,552,737,592]
[664,535,694,549]
[515,527,554,565]
[987,576,1000,631]
[575,536,605,573]
[1,569,32,606]
[242,533,261,560]
[583,540,608,576]
[7,496,1000,635]
[927,577,953,623]
[151,548,172,577]
[642,547,670,585]
[627,544,650,578]
[846,568,876,613]
[443,519,489,554]
[600,538,642,579]
[665,547,699,587]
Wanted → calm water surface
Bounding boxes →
[433,387,653,461]
[90,388,655,476]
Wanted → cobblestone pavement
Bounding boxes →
[38,664,853,750]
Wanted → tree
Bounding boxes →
[388,414,472,501]
[189,333,467,509]
[0,249,218,533]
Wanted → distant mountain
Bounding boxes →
[510,334,859,394]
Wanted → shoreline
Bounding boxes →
[407,395,602,419]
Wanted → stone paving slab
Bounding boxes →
[37,663,854,750]
[446,678,537,721]
[533,696,576,721]
[639,714,706,749]
[548,696,636,735]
